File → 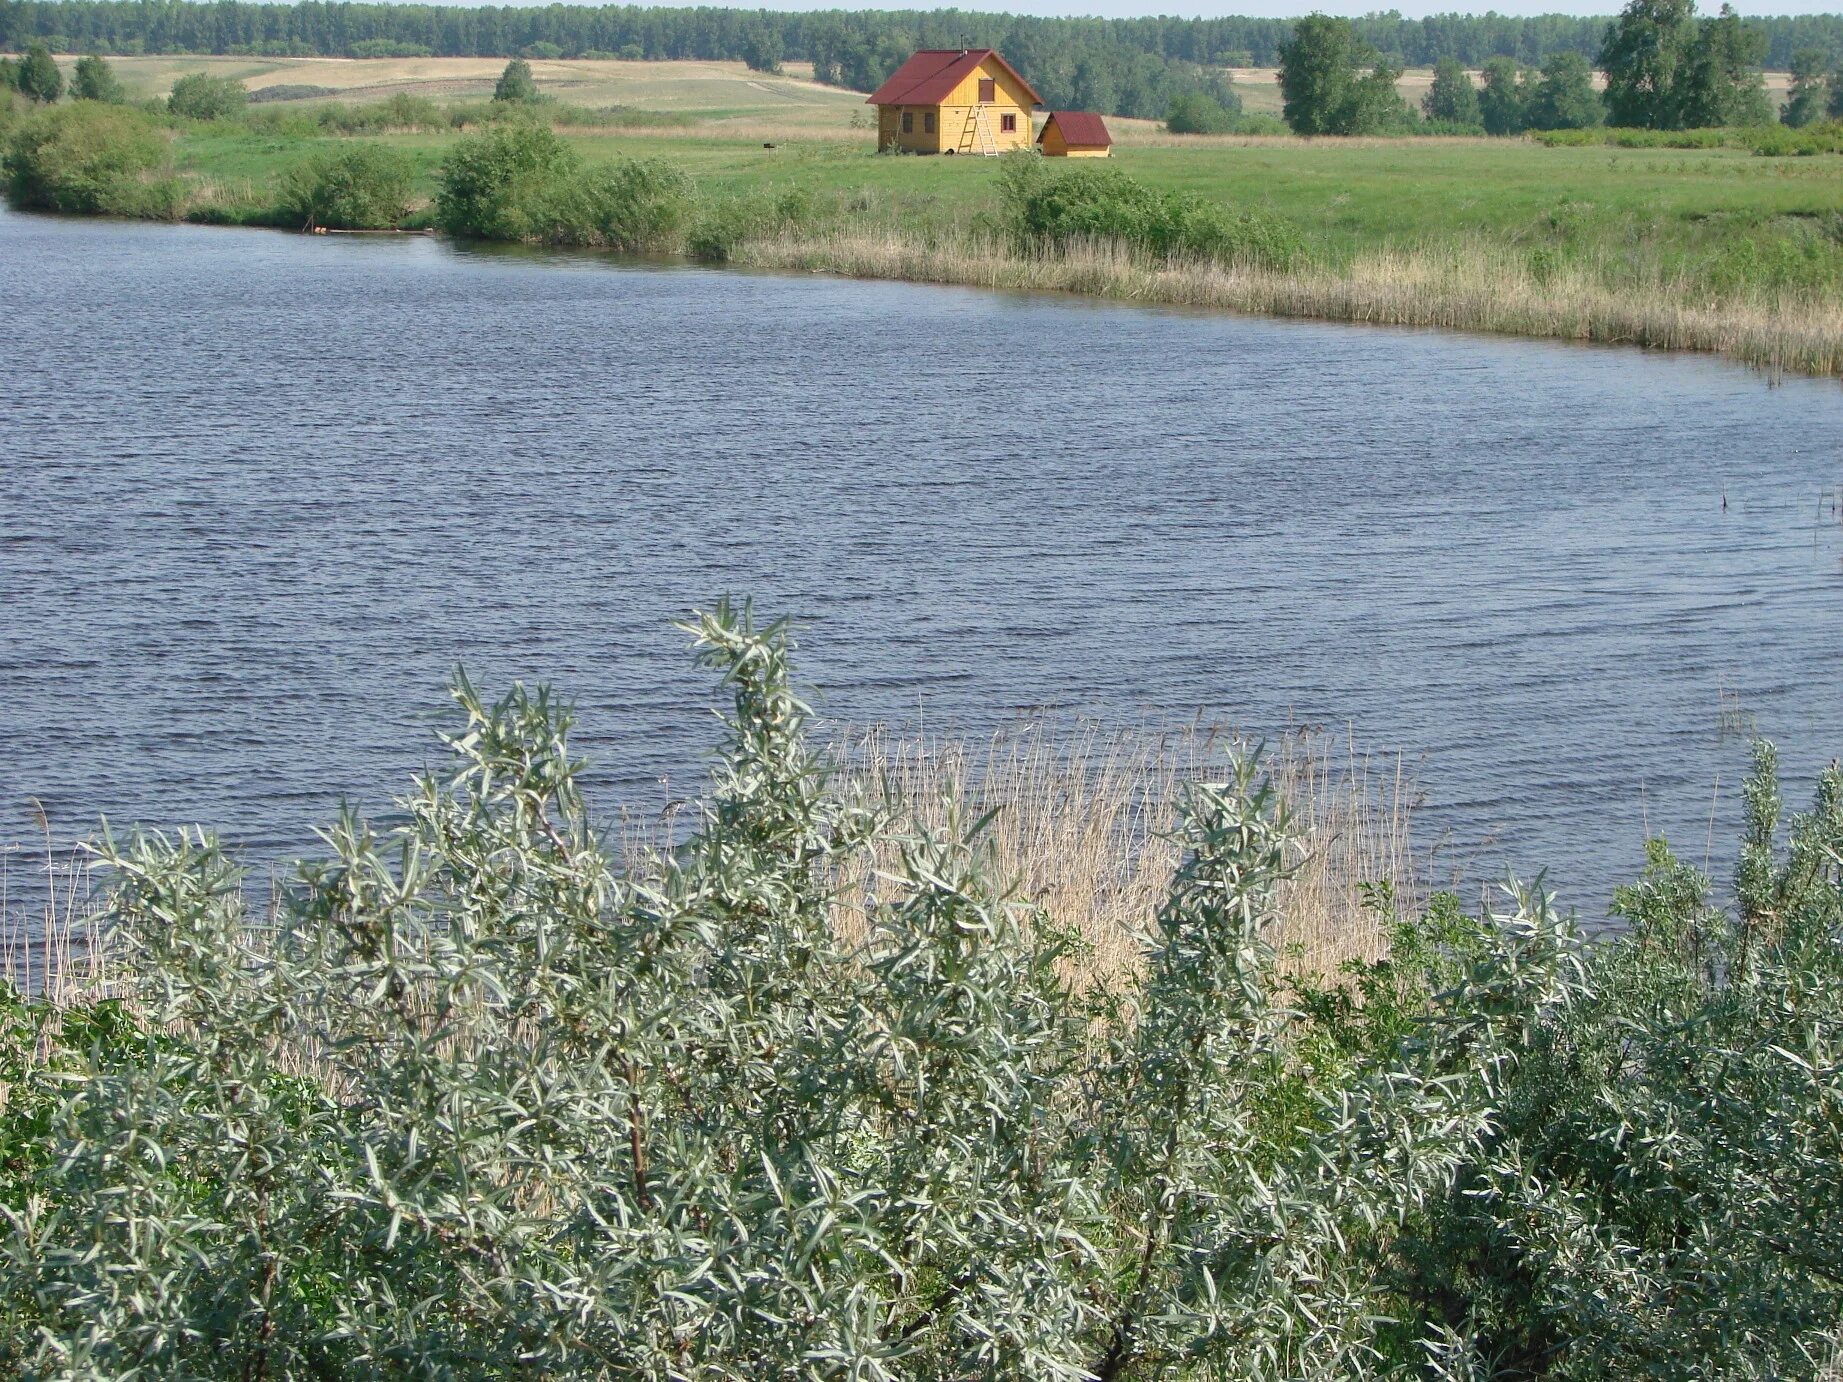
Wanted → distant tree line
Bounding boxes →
[5,0,1843,117]
[1270,0,1832,137]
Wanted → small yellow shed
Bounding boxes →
[1038,111,1113,158]
[867,49,1041,155]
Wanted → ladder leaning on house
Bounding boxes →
[957,104,999,156]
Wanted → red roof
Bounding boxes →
[1041,110,1112,148]
[865,49,1043,108]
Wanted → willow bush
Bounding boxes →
[1,605,1839,1378]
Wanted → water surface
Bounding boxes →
[3,209,1841,916]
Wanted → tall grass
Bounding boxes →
[736,226,1843,377]
[3,720,1415,1007]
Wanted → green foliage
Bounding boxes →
[1,610,1841,1376]
[16,43,62,104]
[1423,56,1481,125]
[1601,0,1773,129]
[69,53,123,103]
[492,55,538,104]
[434,119,578,239]
[2,100,182,216]
[1783,47,1829,126]
[1527,51,1604,129]
[1479,54,1530,134]
[740,26,782,75]
[1164,89,1238,134]
[1006,160,1304,270]
[533,156,694,250]
[166,70,247,120]
[685,184,811,261]
[1278,14,1411,136]
[278,142,413,228]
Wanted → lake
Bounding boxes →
[3,207,1841,918]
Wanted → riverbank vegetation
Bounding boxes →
[6,60,1841,375]
[1,605,1840,1376]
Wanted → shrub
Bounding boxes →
[70,53,125,104]
[434,119,577,239]
[0,611,1840,1375]
[686,186,812,261]
[15,43,62,104]
[1,101,183,216]
[166,71,247,120]
[1009,163,1305,270]
[279,142,414,229]
[492,57,538,105]
[348,38,432,58]
[1164,90,1237,134]
[533,156,693,250]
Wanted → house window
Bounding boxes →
[1000,113,1017,133]
[924,112,935,134]
[901,111,913,133]
[978,78,996,103]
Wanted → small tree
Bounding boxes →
[739,28,782,75]
[70,53,125,104]
[1165,90,1237,134]
[1278,15,1407,135]
[1526,51,1603,129]
[1782,47,1827,126]
[1478,54,1530,134]
[167,71,246,119]
[493,57,538,103]
[1422,56,1480,125]
[17,44,63,104]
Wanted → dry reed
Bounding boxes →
[3,722,1415,1013]
[833,720,1413,990]
[735,227,1843,378]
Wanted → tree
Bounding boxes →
[1422,55,1480,124]
[166,71,246,119]
[1478,54,1530,134]
[1600,0,1699,127]
[1782,47,1827,125]
[1677,3,1771,127]
[739,27,782,75]
[1278,15,1408,135]
[0,57,17,93]
[1830,58,1843,118]
[492,56,538,103]
[16,43,63,104]
[70,53,124,103]
[1165,90,1237,134]
[1526,51,1603,128]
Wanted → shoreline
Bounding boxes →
[732,227,1843,380]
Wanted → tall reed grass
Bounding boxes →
[736,227,1843,378]
[3,721,1416,1007]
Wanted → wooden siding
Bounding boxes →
[1039,119,1110,157]
[875,53,1034,154]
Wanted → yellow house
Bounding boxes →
[867,49,1041,155]
[1038,110,1113,158]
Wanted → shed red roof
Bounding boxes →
[1041,110,1112,147]
[865,49,1043,107]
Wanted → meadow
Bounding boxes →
[7,53,1841,373]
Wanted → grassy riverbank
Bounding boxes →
[2,607,1841,1375]
[4,58,1842,373]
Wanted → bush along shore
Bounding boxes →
[4,89,1843,375]
[2,604,1842,1377]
